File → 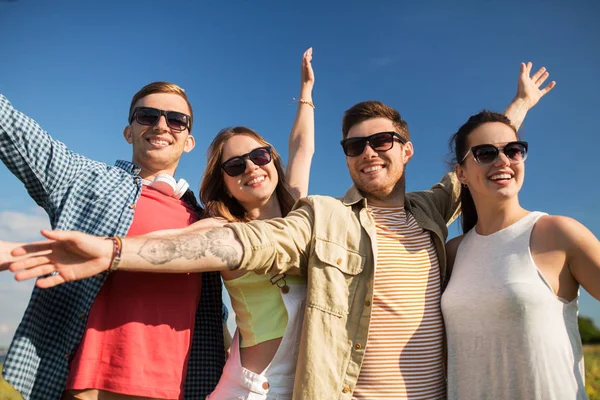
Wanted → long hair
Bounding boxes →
[200,126,296,222]
[449,111,518,233]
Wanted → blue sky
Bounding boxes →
[0,0,598,346]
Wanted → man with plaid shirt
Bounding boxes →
[0,83,225,399]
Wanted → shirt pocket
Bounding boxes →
[306,238,365,317]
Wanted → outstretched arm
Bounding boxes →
[9,227,244,287]
[504,62,556,131]
[286,48,315,199]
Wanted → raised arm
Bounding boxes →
[286,48,315,199]
[504,62,556,131]
[0,95,90,210]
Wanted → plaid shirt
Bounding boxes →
[0,95,225,400]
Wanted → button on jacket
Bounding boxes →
[228,173,460,399]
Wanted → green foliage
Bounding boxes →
[580,316,600,345]
[586,345,600,400]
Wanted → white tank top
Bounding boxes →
[441,211,587,400]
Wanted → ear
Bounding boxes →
[402,141,414,164]
[455,163,468,185]
[183,135,196,153]
[123,125,133,144]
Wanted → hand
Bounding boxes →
[8,230,114,288]
[301,47,314,88]
[515,62,556,109]
[0,240,27,271]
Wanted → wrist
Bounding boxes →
[511,96,533,111]
[105,237,122,272]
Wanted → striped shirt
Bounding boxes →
[353,206,445,400]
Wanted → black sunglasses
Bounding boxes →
[221,146,273,177]
[340,131,407,157]
[129,107,191,132]
[462,141,528,164]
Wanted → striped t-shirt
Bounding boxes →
[353,205,445,400]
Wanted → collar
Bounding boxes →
[114,160,141,175]
[341,184,411,211]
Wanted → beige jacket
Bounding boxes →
[228,173,460,399]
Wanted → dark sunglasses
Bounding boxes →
[340,131,407,157]
[462,141,528,164]
[129,107,191,132]
[221,146,273,177]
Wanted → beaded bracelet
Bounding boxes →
[106,236,122,273]
[293,98,315,109]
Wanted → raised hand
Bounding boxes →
[301,47,314,88]
[515,62,556,109]
[9,230,113,288]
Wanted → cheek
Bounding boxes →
[223,176,240,193]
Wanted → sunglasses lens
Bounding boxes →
[504,142,527,162]
[370,133,394,151]
[166,112,189,131]
[249,148,272,166]
[473,146,499,163]
[135,108,160,126]
[342,138,367,157]
[222,158,246,176]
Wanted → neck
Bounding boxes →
[473,195,528,235]
[132,158,178,181]
[364,180,405,207]
[244,195,282,220]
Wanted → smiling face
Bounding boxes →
[124,92,195,179]
[221,134,279,210]
[345,117,413,205]
[456,121,524,204]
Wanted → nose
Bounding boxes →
[494,151,511,167]
[361,142,378,158]
[153,115,170,132]
[243,157,260,174]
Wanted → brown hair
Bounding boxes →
[342,101,409,141]
[449,110,518,233]
[129,82,194,132]
[200,126,296,222]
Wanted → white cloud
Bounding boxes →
[0,208,50,242]
[0,208,47,346]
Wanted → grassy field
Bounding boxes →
[1,348,600,399]
[586,345,600,400]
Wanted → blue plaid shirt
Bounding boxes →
[0,95,225,400]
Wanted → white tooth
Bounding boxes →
[364,165,382,173]
[490,173,511,180]
[247,176,265,185]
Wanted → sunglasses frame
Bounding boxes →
[129,106,191,132]
[340,131,407,157]
[221,146,273,177]
[461,141,529,164]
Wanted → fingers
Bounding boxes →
[36,274,67,289]
[14,264,58,281]
[532,67,548,84]
[526,61,532,75]
[9,255,53,272]
[540,80,557,95]
[11,243,53,257]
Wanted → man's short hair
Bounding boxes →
[129,82,194,131]
[342,101,409,141]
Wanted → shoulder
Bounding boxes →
[446,234,465,257]
[535,214,590,247]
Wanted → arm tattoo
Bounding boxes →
[137,228,240,269]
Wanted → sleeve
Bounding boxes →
[410,172,462,226]
[0,94,92,210]
[226,199,315,277]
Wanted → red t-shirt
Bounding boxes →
[65,186,202,399]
